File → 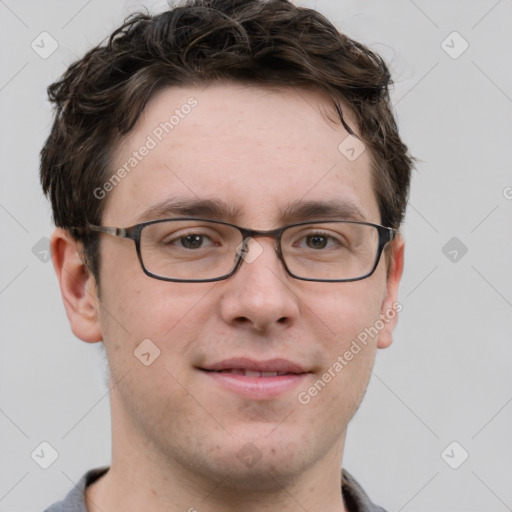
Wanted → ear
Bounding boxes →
[51,228,102,343]
[377,233,405,349]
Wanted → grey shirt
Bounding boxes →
[43,466,387,512]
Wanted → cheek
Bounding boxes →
[299,276,385,401]
[97,257,220,378]
[97,278,212,423]
[296,296,382,436]
[308,275,386,351]
[98,239,210,336]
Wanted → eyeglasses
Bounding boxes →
[86,218,396,283]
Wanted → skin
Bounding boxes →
[52,82,404,512]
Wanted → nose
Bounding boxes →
[218,237,300,333]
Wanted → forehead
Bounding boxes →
[105,82,379,227]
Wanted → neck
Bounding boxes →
[85,393,348,512]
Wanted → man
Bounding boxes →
[40,0,412,510]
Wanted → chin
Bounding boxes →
[211,446,310,494]
[200,428,319,492]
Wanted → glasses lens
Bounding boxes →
[281,222,380,281]
[138,220,383,282]
[140,220,243,280]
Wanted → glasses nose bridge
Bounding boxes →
[245,225,283,245]
[237,226,285,266]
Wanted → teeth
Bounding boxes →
[218,369,287,377]
[225,369,244,375]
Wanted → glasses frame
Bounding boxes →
[86,217,396,283]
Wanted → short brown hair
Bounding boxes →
[40,0,413,280]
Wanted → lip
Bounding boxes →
[202,357,308,374]
[199,357,310,399]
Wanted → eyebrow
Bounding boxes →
[281,199,367,223]
[135,197,367,225]
[136,197,244,223]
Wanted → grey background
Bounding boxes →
[1,1,511,511]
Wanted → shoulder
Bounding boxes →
[342,469,388,512]
[42,466,109,512]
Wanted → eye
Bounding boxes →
[298,232,346,250]
[163,231,218,250]
[305,234,330,249]
[177,234,212,249]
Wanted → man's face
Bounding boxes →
[85,83,402,487]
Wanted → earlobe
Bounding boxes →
[51,228,102,343]
[377,234,405,349]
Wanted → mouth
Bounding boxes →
[198,358,310,399]
[204,369,292,377]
